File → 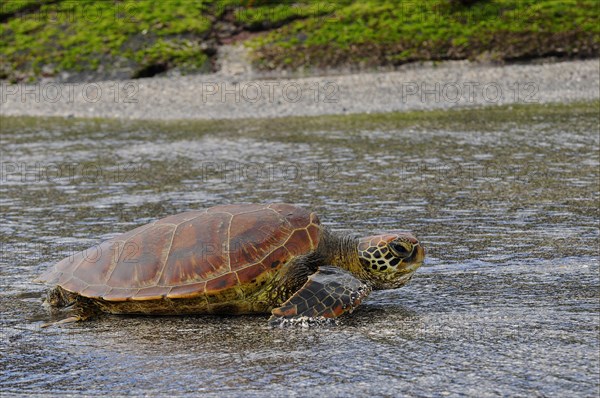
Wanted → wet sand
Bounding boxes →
[1,103,598,396]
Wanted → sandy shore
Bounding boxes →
[1,59,598,120]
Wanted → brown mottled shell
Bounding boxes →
[37,204,321,302]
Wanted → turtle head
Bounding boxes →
[357,233,425,290]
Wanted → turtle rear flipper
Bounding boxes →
[41,287,99,328]
[269,266,371,326]
[41,314,88,328]
[41,303,99,328]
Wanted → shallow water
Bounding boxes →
[1,103,599,397]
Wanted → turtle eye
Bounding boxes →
[389,241,414,259]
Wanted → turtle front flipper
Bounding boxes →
[269,266,371,326]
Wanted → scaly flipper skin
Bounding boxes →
[41,286,100,327]
[41,314,87,328]
[269,266,371,326]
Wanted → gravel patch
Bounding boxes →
[1,59,598,120]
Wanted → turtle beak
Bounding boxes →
[390,236,425,267]
[410,243,425,264]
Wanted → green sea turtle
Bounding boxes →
[36,203,425,326]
